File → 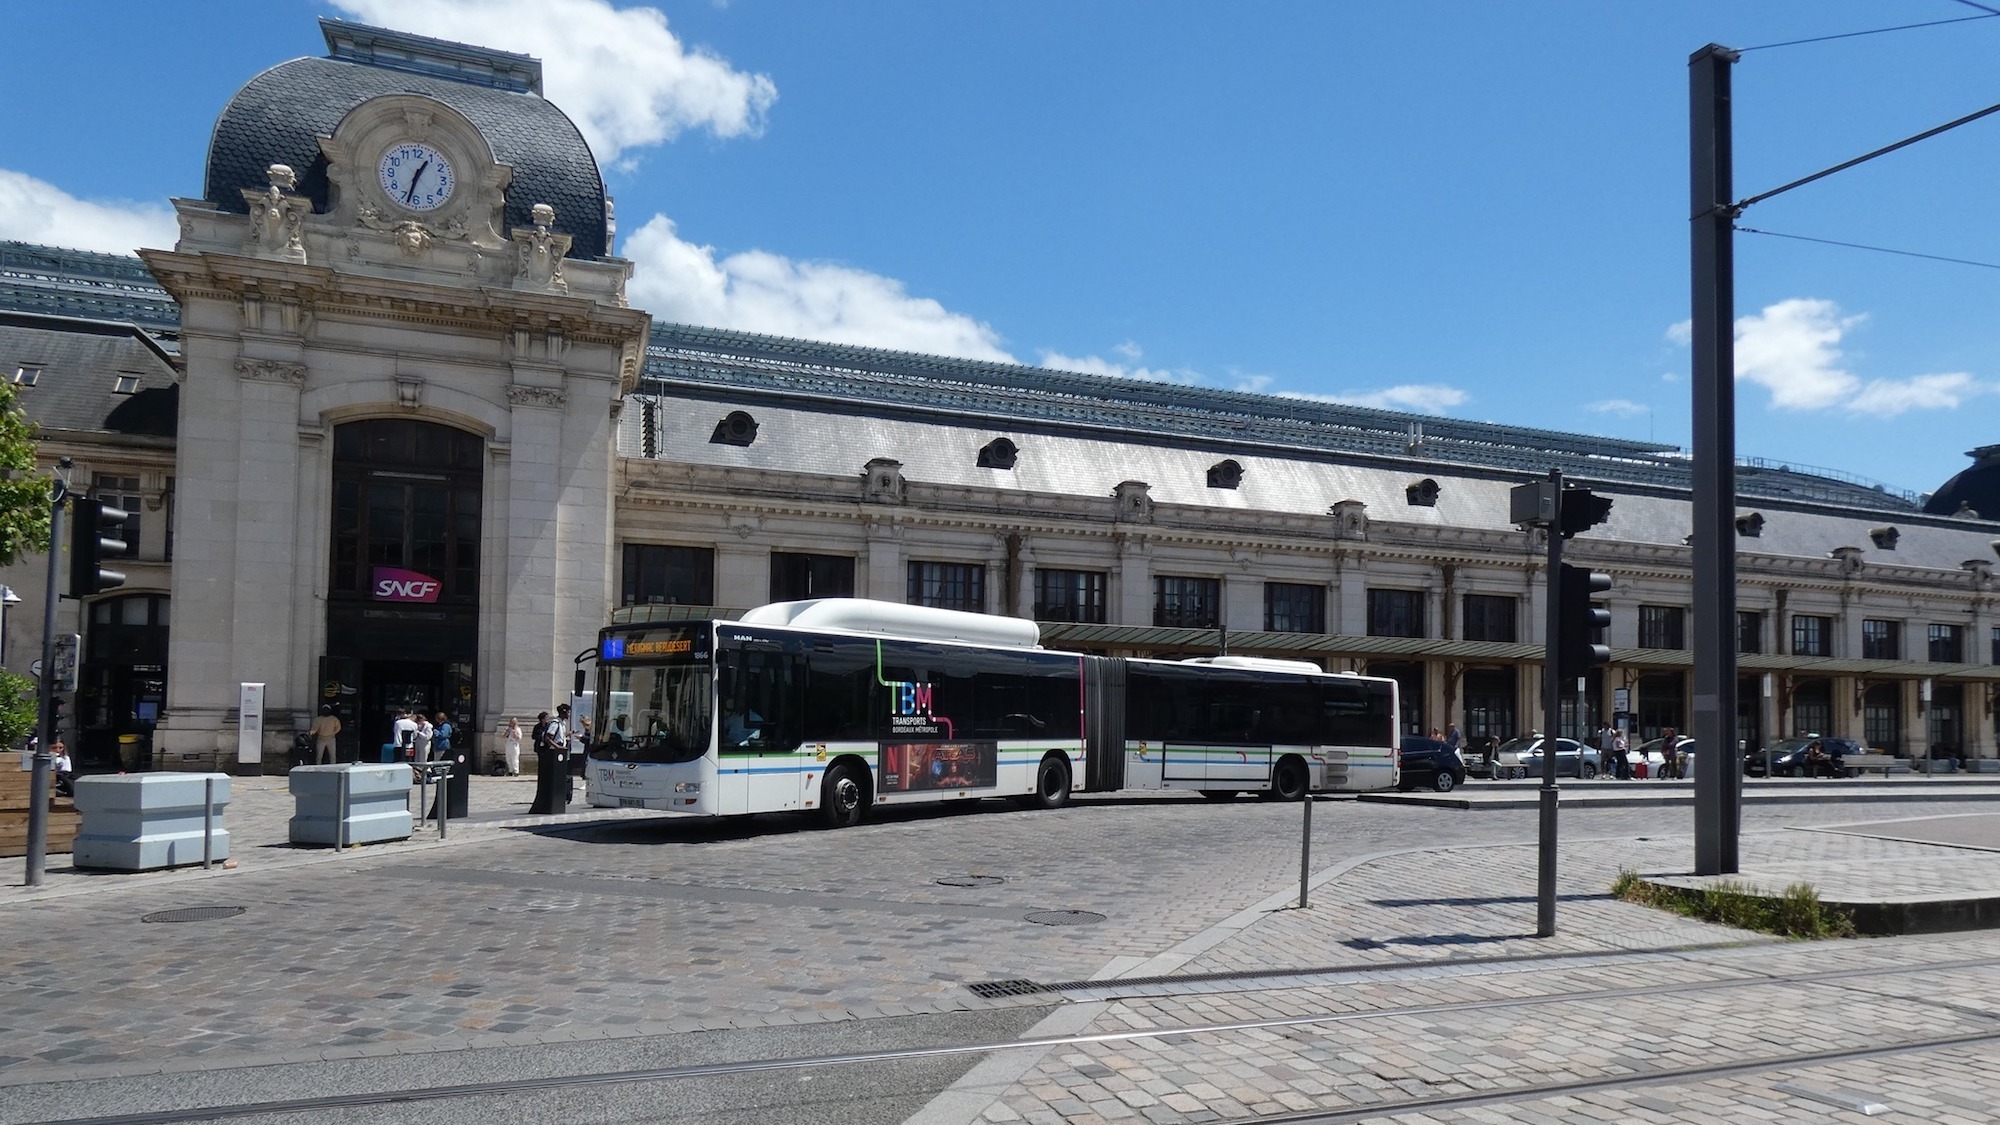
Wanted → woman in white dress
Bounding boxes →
[502,717,523,776]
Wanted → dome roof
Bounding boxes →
[203,21,607,260]
[1922,444,2000,520]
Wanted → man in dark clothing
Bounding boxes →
[527,710,568,815]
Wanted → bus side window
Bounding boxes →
[722,645,802,753]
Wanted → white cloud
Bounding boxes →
[1279,384,1469,414]
[1732,298,1863,410]
[1588,398,1648,417]
[1847,372,1995,416]
[0,169,177,255]
[1035,349,1200,384]
[624,214,1013,360]
[333,0,777,166]
[1665,320,1693,347]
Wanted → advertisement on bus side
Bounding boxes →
[879,741,997,791]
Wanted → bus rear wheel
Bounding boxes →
[1266,758,1309,802]
[1016,754,1072,810]
[819,762,869,828]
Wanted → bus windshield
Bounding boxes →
[594,661,713,764]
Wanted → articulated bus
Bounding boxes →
[585,598,1398,827]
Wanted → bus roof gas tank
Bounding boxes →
[736,598,1044,649]
[1181,655,1327,675]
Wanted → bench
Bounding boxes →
[0,763,82,857]
[1841,753,1901,778]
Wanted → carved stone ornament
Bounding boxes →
[1329,499,1369,539]
[233,358,307,386]
[1113,480,1154,523]
[240,164,311,263]
[396,377,423,410]
[511,203,571,293]
[863,458,907,505]
[506,384,568,410]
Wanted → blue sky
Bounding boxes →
[3,1,1996,500]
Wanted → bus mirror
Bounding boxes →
[574,669,587,696]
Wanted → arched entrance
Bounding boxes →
[321,419,482,761]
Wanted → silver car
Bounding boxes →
[1499,736,1603,779]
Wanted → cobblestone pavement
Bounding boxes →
[1,775,1997,1124]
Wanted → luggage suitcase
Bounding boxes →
[1633,760,1648,779]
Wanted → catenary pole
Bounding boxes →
[25,476,68,886]
[1690,44,1741,875]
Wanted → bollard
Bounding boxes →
[1298,794,1312,909]
[202,776,215,870]
[436,762,449,841]
[336,767,350,850]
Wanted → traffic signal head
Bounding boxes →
[1558,488,1613,539]
[68,497,129,598]
[1557,563,1612,679]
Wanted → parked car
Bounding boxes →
[1743,736,1863,778]
[1397,736,1467,792]
[1499,736,1600,779]
[1630,737,1698,780]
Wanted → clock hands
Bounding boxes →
[404,161,430,204]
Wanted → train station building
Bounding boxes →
[0,19,1995,771]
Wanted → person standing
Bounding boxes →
[50,738,74,798]
[309,705,342,765]
[410,713,433,765]
[432,712,453,763]
[502,717,523,776]
[392,709,418,762]
[1611,728,1630,780]
[528,710,568,814]
[1659,728,1681,781]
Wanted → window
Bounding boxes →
[1206,460,1242,489]
[1366,589,1425,638]
[11,365,39,387]
[1861,619,1900,661]
[1992,625,1999,665]
[1862,683,1901,750]
[1929,624,1965,663]
[1264,582,1325,634]
[908,561,984,612]
[1463,594,1517,643]
[770,552,854,601]
[1791,614,1832,657]
[1736,611,1762,655]
[329,420,483,602]
[621,544,715,606]
[113,373,141,395]
[976,438,1018,470]
[709,411,758,446]
[1154,575,1220,629]
[1638,605,1685,651]
[1034,569,1106,623]
[91,475,143,560]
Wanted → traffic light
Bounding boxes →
[1557,563,1612,679]
[68,497,129,598]
[1558,488,1613,539]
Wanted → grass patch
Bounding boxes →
[1613,869,1855,939]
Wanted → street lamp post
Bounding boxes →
[0,585,19,666]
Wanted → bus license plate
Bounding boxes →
[618,797,647,808]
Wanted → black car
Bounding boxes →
[1398,736,1466,792]
[1744,736,1863,778]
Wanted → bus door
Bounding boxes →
[717,635,804,814]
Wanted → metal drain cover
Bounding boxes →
[968,978,1049,998]
[1025,909,1106,926]
[938,875,1006,887]
[141,906,246,924]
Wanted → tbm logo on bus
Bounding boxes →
[891,681,933,719]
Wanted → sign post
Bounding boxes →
[238,682,265,768]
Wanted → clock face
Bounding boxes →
[377,141,456,212]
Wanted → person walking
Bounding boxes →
[309,705,342,765]
[1659,728,1681,781]
[502,716,523,776]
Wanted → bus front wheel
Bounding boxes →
[820,763,869,829]
[1016,755,1072,810]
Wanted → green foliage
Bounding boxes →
[1613,868,1855,939]
[0,670,39,749]
[0,382,47,567]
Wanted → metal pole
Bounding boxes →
[437,761,450,841]
[1690,43,1742,875]
[25,483,67,887]
[337,766,349,850]
[202,776,214,870]
[1298,794,1312,909]
[1537,469,1563,938]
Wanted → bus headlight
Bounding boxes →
[674,781,701,794]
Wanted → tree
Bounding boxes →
[0,670,36,748]
[0,381,48,566]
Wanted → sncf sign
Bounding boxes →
[372,567,442,603]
